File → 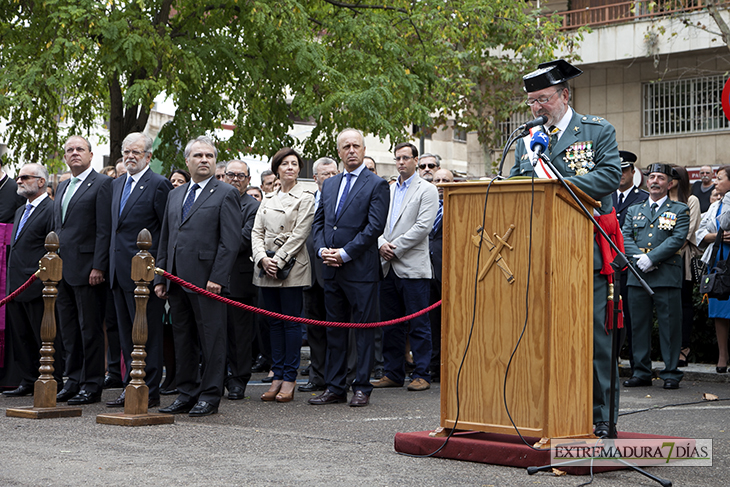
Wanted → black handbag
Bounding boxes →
[260,250,296,280]
[691,256,706,284]
[699,228,730,300]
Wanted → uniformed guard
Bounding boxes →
[621,163,690,391]
[510,59,622,439]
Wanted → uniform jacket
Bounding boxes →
[8,196,54,301]
[109,169,173,292]
[377,174,438,279]
[251,183,315,288]
[622,198,690,288]
[154,178,242,292]
[53,169,112,287]
[228,193,260,297]
[312,166,390,283]
[612,186,649,228]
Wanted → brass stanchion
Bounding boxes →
[6,232,82,419]
[97,229,173,426]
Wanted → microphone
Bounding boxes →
[529,127,549,157]
[518,115,548,132]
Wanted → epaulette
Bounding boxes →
[581,115,606,125]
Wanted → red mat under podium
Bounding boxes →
[394,430,684,476]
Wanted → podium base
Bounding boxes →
[6,406,83,419]
[96,412,174,426]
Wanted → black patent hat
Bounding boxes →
[645,163,678,179]
[523,59,583,93]
[619,150,637,169]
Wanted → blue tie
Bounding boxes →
[182,183,200,220]
[335,173,352,219]
[431,200,443,237]
[15,203,33,242]
[119,176,134,216]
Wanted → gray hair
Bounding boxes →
[25,163,49,181]
[65,135,92,152]
[261,169,274,178]
[216,161,227,170]
[312,157,337,174]
[226,160,250,173]
[184,135,218,159]
[122,132,153,153]
[420,153,441,165]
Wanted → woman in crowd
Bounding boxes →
[251,148,315,402]
[697,165,730,373]
[669,165,702,366]
[169,169,190,188]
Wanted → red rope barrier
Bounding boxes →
[157,269,441,329]
[0,273,38,307]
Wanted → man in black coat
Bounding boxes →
[105,133,173,409]
[0,163,25,223]
[223,160,259,400]
[54,136,113,405]
[3,164,62,396]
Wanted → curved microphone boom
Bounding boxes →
[518,115,548,132]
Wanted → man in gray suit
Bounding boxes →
[155,136,241,417]
[372,142,438,392]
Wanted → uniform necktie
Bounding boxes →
[335,173,352,219]
[431,200,443,237]
[119,176,134,216]
[651,202,658,216]
[15,203,33,242]
[61,177,79,222]
[182,183,200,220]
[548,125,559,152]
[618,193,624,207]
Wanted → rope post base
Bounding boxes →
[97,229,173,427]
[7,232,82,419]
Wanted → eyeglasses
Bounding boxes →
[393,156,413,162]
[419,163,438,170]
[525,89,562,106]
[699,171,713,175]
[122,149,148,158]
[225,172,249,180]
[16,175,41,182]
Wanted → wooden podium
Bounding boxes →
[440,179,597,439]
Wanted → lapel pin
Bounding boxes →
[210,189,214,193]
[139,186,144,189]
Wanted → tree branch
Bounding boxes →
[321,0,408,14]
[707,0,730,53]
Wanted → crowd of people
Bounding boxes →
[0,128,455,416]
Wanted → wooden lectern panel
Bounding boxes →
[440,179,594,438]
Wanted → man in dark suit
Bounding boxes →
[611,150,648,374]
[0,163,25,223]
[310,128,389,407]
[105,133,173,409]
[300,157,338,393]
[54,136,113,405]
[155,136,241,417]
[3,164,62,396]
[223,159,259,401]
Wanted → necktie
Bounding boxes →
[651,202,658,216]
[182,183,200,220]
[618,193,624,207]
[119,176,134,216]
[548,125,559,152]
[335,173,352,219]
[431,200,443,237]
[61,177,79,222]
[15,203,33,242]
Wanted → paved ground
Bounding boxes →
[1,364,729,487]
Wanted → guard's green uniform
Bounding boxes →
[621,199,689,383]
[511,109,622,424]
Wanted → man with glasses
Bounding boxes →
[510,59,622,439]
[106,132,173,409]
[417,153,440,183]
[222,160,260,400]
[691,165,715,213]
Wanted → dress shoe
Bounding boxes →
[261,380,283,401]
[261,373,274,384]
[372,375,402,388]
[372,368,385,380]
[67,390,101,405]
[148,397,161,408]
[298,381,326,393]
[717,367,728,374]
[663,379,680,390]
[407,378,431,391]
[594,421,616,439]
[106,391,126,407]
[623,376,652,387]
[349,390,369,407]
[308,389,347,405]
[103,375,124,389]
[160,387,178,395]
[228,386,246,400]
[251,355,271,373]
[3,384,34,397]
[300,365,310,377]
[275,381,296,403]
[159,398,196,414]
[56,387,79,402]
[189,401,218,417]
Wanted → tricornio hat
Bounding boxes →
[619,150,637,169]
[523,59,583,93]
[645,163,678,179]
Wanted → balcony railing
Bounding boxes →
[559,0,725,30]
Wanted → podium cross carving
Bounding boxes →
[471,224,515,284]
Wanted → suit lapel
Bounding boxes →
[393,177,420,228]
[111,176,123,220]
[65,170,97,216]
[120,171,151,221]
[336,170,367,223]
[13,198,48,246]
[182,178,217,224]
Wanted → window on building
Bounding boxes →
[643,74,730,137]
[453,125,468,142]
[497,111,532,148]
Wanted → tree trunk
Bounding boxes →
[707,0,730,54]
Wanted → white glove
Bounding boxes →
[634,254,655,273]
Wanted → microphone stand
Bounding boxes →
[525,152,671,487]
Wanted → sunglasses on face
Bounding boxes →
[419,163,438,170]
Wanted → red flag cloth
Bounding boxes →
[594,208,625,331]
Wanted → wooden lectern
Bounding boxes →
[440,179,597,439]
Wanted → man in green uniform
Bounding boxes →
[621,164,689,390]
[510,59,622,438]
